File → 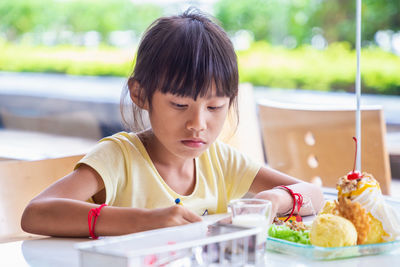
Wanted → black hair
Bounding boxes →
[121,8,239,131]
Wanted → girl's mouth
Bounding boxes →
[181,139,206,148]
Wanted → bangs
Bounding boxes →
[157,18,237,100]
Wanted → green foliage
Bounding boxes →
[237,42,400,95]
[214,0,400,47]
[214,0,274,41]
[215,0,319,45]
[0,0,55,39]
[60,0,162,39]
[0,0,163,42]
[0,41,399,95]
[2,0,399,49]
[0,42,134,77]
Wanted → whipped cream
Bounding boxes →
[350,175,400,241]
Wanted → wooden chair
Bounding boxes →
[257,100,392,195]
[219,83,265,164]
[0,154,84,242]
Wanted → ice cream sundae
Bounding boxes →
[318,137,400,245]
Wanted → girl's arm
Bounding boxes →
[248,166,324,217]
[21,164,201,237]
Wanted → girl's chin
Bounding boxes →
[178,146,208,158]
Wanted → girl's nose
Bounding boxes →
[186,110,207,132]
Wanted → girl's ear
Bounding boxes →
[129,81,149,110]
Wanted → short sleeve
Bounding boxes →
[75,140,126,205]
[213,141,262,201]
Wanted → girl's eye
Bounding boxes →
[171,102,187,109]
[208,105,224,111]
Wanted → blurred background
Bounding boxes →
[0,0,399,182]
[0,0,399,93]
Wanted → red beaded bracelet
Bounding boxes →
[275,185,303,222]
[88,204,107,239]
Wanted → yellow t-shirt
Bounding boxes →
[77,132,261,215]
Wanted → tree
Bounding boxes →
[0,0,163,44]
[214,0,400,48]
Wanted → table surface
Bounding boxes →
[1,191,400,267]
[0,129,96,161]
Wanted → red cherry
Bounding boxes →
[347,171,362,180]
[347,137,363,180]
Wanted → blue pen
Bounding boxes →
[175,198,183,205]
[175,198,207,216]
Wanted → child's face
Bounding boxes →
[148,87,230,159]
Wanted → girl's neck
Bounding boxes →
[138,130,193,168]
[138,130,196,195]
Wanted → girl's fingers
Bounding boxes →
[182,208,203,223]
[162,205,202,226]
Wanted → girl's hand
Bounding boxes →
[144,205,203,229]
[254,184,323,218]
[253,189,293,219]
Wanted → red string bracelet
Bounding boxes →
[88,203,107,239]
[276,186,303,222]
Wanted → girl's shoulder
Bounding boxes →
[204,140,245,165]
[206,140,261,168]
[80,131,148,168]
[88,131,145,158]
[100,131,141,146]
[209,140,241,156]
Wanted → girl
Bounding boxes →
[21,9,323,238]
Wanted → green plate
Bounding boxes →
[266,236,400,260]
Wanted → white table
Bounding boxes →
[0,129,97,161]
[1,236,399,267]
[1,191,400,267]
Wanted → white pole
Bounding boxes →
[355,0,362,172]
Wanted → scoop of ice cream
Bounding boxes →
[310,214,357,247]
[365,213,389,244]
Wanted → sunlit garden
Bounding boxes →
[1,0,399,95]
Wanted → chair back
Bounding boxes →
[0,154,83,241]
[258,100,391,195]
[219,83,265,164]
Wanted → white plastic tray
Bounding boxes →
[76,215,264,267]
